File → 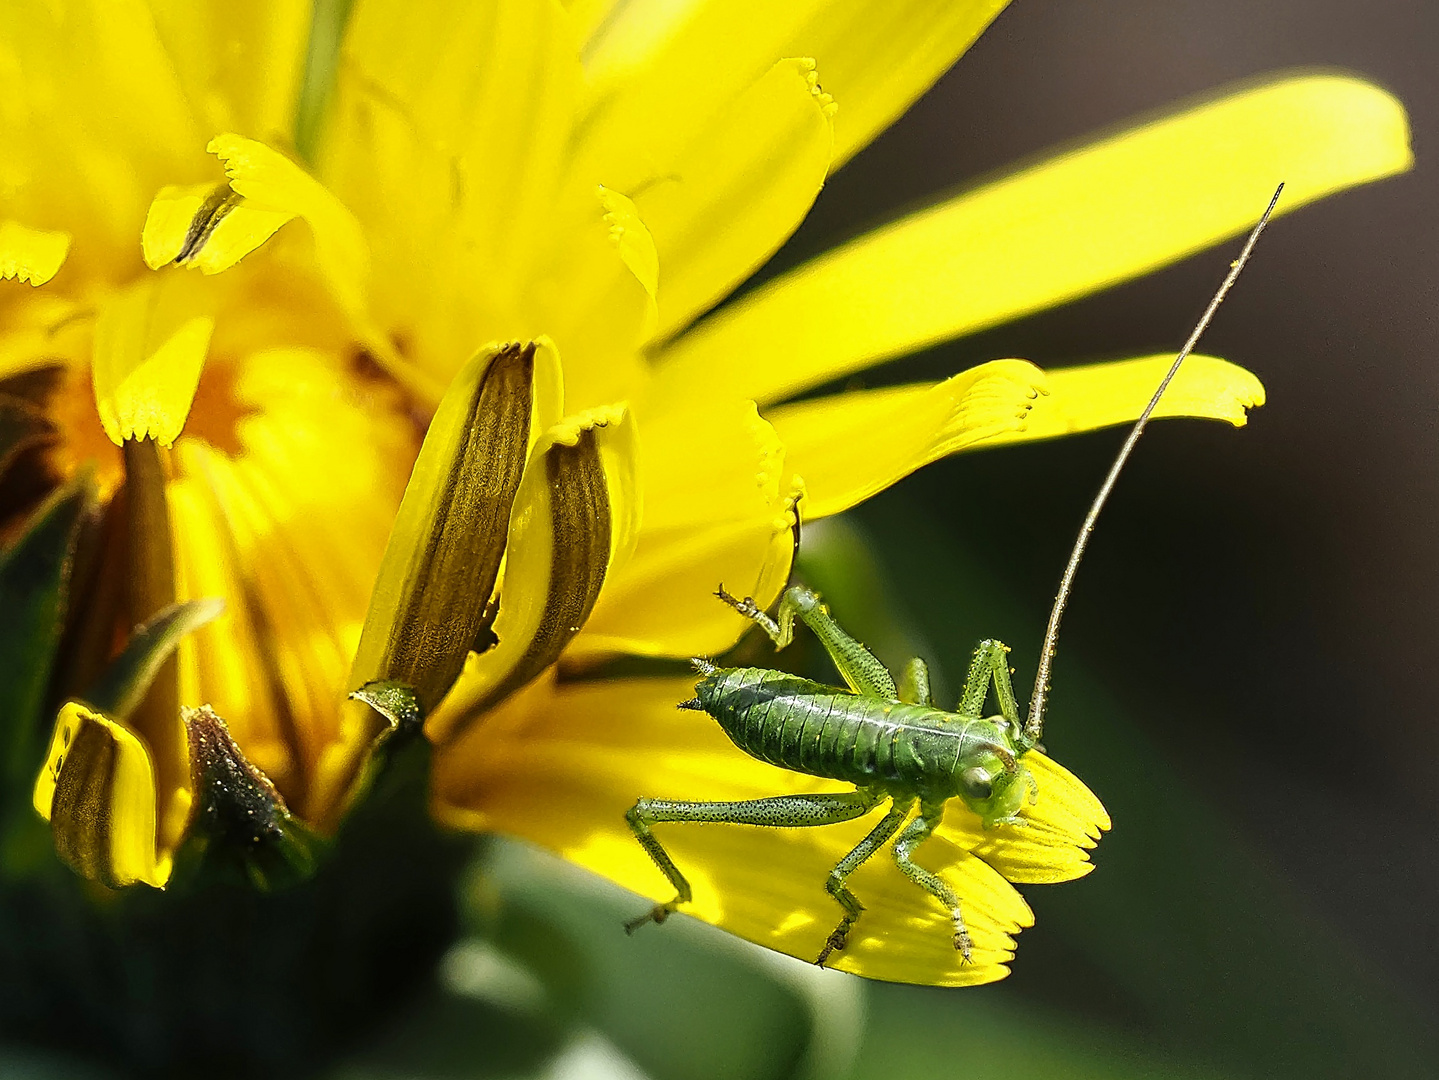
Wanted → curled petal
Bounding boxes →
[34,702,171,888]
[427,404,640,744]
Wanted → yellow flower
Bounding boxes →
[2,0,1410,988]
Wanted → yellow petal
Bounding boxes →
[1010,353,1264,440]
[768,354,1263,517]
[579,0,1006,173]
[427,404,640,744]
[638,57,835,339]
[317,0,586,394]
[797,0,1008,170]
[197,134,371,318]
[570,513,796,662]
[145,0,311,143]
[768,359,1045,518]
[966,753,1109,885]
[577,2,824,192]
[34,702,171,888]
[92,273,214,446]
[598,185,659,339]
[432,674,1105,986]
[0,220,71,285]
[650,74,1412,409]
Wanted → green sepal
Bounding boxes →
[0,473,93,801]
[79,598,224,721]
[343,680,429,820]
[169,705,324,893]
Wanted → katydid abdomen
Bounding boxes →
[690,666,1011,802]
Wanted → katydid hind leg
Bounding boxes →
[717,584,898,699]
[818,797,912,966]
[892,802,973,962]
[624,789,882,933]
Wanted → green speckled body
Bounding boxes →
[694,667,1014,803]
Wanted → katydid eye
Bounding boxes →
[961,767,993,801]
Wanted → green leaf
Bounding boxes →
[0,473,93,796]
[81,598,224,720]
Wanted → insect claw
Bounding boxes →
[624,903,677,935]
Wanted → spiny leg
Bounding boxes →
[957,639,1020,733]
[897,657,932,706]
[892,801,973,963]
[715,584,897,699]
[624,789,883,933]
[818,797,912,967]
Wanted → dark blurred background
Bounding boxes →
[774,0,1438,1076]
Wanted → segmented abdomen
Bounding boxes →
[694,667,962,790]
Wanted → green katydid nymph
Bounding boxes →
[625,185,1284,968]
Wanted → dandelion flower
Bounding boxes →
[3,0,1410,987]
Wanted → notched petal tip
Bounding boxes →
[92,276,214,447]
[0,221,71,286]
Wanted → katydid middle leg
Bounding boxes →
[892,800,973,962]
[817,796,912,966]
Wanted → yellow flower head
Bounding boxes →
[1,0,1410,988]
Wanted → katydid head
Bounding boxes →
[957,747,1034,828]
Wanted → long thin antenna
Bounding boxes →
[1024,183,1284,743]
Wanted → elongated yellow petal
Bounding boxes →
[34,702,171,888]
[433,674,1103,986]
[792,0,1008,170]
[768,354,1263,518]
[640,57,835,338]
[651,74,1412,409]
[92,274,214,446]
[997,353,1265,444]
[427,404,639,744]
[0,221,71,285]
[769,359,1044,518]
